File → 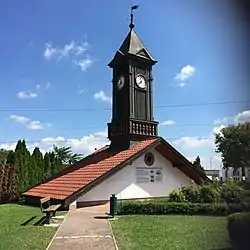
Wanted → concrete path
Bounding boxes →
[47,204,116,250]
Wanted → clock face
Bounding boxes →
[136,75,146,89]
[117,75,125,90]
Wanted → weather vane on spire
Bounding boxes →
[129,4,139,29]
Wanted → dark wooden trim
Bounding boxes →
[156,137,211,183]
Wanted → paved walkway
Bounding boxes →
[47,204,116,250]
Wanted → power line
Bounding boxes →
[0,136,212,144]
[0,100,248,112]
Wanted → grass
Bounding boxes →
[111,215,231,250]
[0,203,66,250]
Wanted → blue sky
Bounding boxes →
[0,0,249,169]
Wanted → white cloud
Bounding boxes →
[175,65,196,81]
[17,91,38,99]
[235,110,250,123]
[160,120,176,126]
[44,41,89,60]
[9,115,50,131]
[43,39,95,71]
[213,110,250,128]
[213,117,233,126]
[0,142,17,151]
[212,124,226,135]
[94,90,112,103]
[64,131,108,154]
[172,136,212,149]
[0,131,109,156]
[75,56,94,71]
[171,65,195,87]
[41,137,66,143]
[44,43,58,60]
[173,109,250,170]
[26,121,44,130]
[10,115,30,124]
[43,39,94,71]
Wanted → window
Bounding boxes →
[144,152,154,166]
[135,90,146,120]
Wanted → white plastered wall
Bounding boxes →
[77,148,192,202]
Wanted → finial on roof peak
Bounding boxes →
[129,4,139,30]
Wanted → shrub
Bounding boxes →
[227,213,250,250]
[242,190,250,202]
[227,202,250,214]
[171,184,220,203]
[117,200,250,216]
[181,185,200,203]
[199,184,220,203]
[221,180,244,203]
[169,189,186,202]
[117,201,228,216]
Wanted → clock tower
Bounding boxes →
[107,6,159,150]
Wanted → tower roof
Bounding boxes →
[118,28,157,62]
[108,28,157,67]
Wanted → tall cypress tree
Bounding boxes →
[44,152,51,180]
[6,150,16,165]
[14,140,25,194]
[49,152,56,176]
[22,140,31,191]
[32,147,44,184]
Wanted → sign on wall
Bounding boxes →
[136,167,163,183]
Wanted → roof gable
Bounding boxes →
[154,138,211,184]
[23,137,210,206]
[23,138,158,203]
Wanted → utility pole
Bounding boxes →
[209,157,213,170]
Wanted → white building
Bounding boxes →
[22,12,211,209]
[221,167,250,182]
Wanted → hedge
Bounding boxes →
[227,212,250,250]
[117,200,250,216]
[169,181,246,204]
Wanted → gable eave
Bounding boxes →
[155,137,211,184]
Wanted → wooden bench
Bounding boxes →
[40,197,61,225]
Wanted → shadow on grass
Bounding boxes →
[33,216,46,226]
[21,216,37,226]
[21,216,46,226]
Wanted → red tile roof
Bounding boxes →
[23,138,158,201]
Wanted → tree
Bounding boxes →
[44,153,52,179]
[0,149,10,164]
[215,122,250,170]
[69,153,83,165]
[53,145,83,165]
[14,140,31,194]
[6,150,16,164]
[32,147,44,183]
[192,156,205,173]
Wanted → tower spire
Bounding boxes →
[129,4,139,29]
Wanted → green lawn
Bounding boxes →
[0,203,65,250]
[111,215,231,250]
